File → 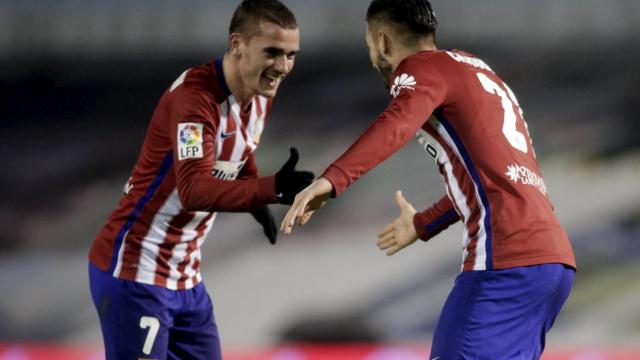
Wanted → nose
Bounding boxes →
[273,55,291,75]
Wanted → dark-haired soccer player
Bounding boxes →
[282,0,575,358]
[88,1,313,359]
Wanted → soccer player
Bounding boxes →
[88,1,313,359]
[281,0,576,358]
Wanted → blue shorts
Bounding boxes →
[88,262,221,360]
[430,263,574,360]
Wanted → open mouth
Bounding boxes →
[262,73,282,89]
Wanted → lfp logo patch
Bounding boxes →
[177,122,204,160]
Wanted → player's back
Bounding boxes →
[409,50,575,271]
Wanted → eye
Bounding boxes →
[264,47,282,58]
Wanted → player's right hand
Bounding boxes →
[377,191,419,256]
[275,147,315,205]
[280,178,332,234]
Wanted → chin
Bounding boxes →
[257,87,278,98]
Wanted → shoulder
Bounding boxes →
[164,64,220,114]
[390,51,448,96]
[183,62,216,93]
[186,63,220,101]
[169,61,226,107]
[393,50,460,82]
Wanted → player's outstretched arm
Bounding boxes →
[377,191,419,256]
[280,178,332,234]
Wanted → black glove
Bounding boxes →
[275,147,315,205]
[250,206,277,245]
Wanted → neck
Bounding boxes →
[391,41,438,72]
[222,53,253,107]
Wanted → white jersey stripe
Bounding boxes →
[162,208,207,289]
[165,242,189,290]
[182,214,215,289]
[217,102,228,158]
[418,127,472,268]
[112,229,129,277]
[430,118,488,271]
[136,241,160,284]
[134,189,182,284]
[246,97,259,152]
[258,96,268,115]
[227,96,247,161]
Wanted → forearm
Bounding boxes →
[322,110,419,197]
[179,173,277,212]
[413,195,460,241]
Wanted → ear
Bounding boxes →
[228,32,243,56]
[379,30,393,57]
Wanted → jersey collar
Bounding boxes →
[214,57,232,97]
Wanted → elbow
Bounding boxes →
[178,181,205,212]
[182,199,200,212]
[179,190,200,212]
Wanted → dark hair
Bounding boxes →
[366,0,437,36]
[229,0,298,36]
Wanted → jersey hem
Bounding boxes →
[464,255,577,272]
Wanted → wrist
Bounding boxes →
[317,178,334,195]
[321,166,349,198]
[412,212,427,241]
[257,175,278,204]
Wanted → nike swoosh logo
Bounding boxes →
[221,131,236,139]
[276,192,284,198]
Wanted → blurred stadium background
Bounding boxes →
[1,0,639,359]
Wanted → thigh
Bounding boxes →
[168,284,222,360]
[89,262,172,360]
[430,264,570,360]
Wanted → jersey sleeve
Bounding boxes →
[169,89,277,212]
[413,195,460,241]
[321,56,448,196]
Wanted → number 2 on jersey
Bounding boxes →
[476,72,530,154]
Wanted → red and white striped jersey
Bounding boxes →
[322,49,576,272]
[89,58,278,289]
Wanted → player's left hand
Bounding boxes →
[377,191,419,256]
[275,148,316,205]
[280,178,333,234]
[250,206,278,244]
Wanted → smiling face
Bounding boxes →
[235,21,300,99]
[366,23,394,91]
